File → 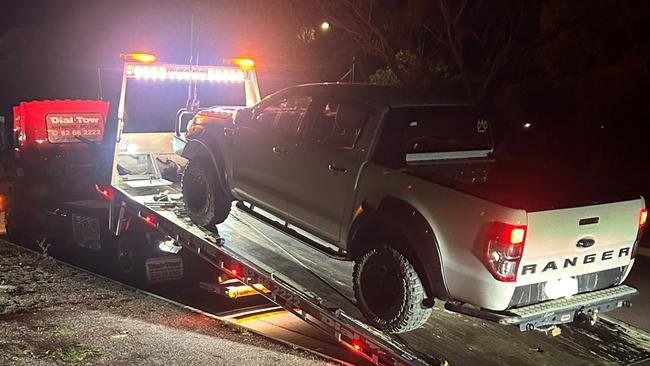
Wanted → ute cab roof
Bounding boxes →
[280,83,470,108]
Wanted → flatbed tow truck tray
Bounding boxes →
[111,182,650,366]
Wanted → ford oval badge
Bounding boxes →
[576,238,596,248]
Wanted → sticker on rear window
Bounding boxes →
[476,118,488,133]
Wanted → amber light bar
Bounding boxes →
[124,63,246,82]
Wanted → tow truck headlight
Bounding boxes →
[485,222,527,282]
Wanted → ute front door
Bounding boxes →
[284,98,373,244]
[231,93,312,217]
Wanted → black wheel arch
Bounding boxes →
[347,196,450,302]
[181,137,230,197]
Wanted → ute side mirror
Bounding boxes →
[234,108,252,125]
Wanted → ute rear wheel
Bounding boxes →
[353,245,432,333]
[182,157,231,229]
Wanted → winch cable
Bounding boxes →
[229,209,358,308]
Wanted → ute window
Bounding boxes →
[254,95,312,136]
[307,101,369,150]
[375,106,493,168]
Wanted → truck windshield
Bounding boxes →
[123,80,246,133]
[375,106,493,167]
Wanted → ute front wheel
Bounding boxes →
[182,157,231,229]
[353,245,432,333]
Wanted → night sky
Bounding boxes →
[0,0,311,120]
[2,0,649,194]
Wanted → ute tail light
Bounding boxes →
[632,208,647,259]
[485,222,527,282]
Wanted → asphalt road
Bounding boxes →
[0,240,334,366]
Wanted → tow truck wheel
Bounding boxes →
[116,236,137,276]
[182,157,231,229]
[104,232,146,284]
[4,205,33,248]
[353,245,432,333]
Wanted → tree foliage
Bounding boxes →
[318,0,537,101]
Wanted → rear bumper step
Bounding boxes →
[502,285,638,331]
[446,285,638,331]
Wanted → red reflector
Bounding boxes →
[640,208,647,228]
[96,185,113,200]
[351,340,363,352]
[141,214,156,226]
[226,265,241,277]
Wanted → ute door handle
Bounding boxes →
[328,163,347,174]
[272,146,288,154]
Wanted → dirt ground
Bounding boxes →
[0,239,335,366]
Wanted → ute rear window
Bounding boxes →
[374,106,493,168]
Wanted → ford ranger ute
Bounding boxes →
[179,83,646,334]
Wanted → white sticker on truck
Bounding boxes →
[145,256,183,283]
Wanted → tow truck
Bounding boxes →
[4,99,109,245]
[3,53,650,365]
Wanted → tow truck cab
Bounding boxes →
[10,100,109,199]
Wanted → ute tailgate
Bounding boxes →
[517,199,643,288]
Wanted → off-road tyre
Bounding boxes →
[182,157,231,228]
[353,245,432,333]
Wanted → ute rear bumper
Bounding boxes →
[445,284,638,331]
[500,285,638,331]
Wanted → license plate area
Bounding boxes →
[544,277,578,299]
